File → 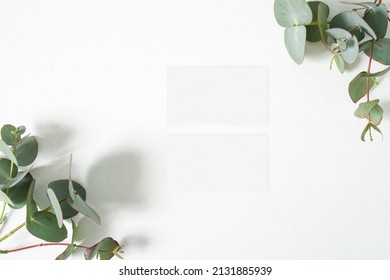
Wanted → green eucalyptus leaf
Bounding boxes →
[0,159,18,185]
[354,99,380,118]
[359,40,373,52]
[0,139,18,164]
[326,28,352,40]
[26,179,37,221]
[340,35,359,64]
[27,211,68,242]
[340,1,376,9]
[47,188,63,228]
[83,237,121,260]
[274,0,313,27]
[349,71,375,103]
[351,11,376,40]
[330,11,365,41]
[284,26,307,64]
[68,193,101,225]
[364,4,388,38]
[15,136,38,166]
[371,123,384,140]
[361,123,371,141]
[48,180,86,219]
[306,1,330,43]
[369,104,383,126]
[0,189,14,206]
[335,54,345,73]
[56,220,78,260]
[1,125,19,146]
[17,126,26,135]
[365,38,390,65]
[6,173,33,209]
[361,66,390,78]
[1,168,31,190]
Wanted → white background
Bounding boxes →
[1,0,390,260]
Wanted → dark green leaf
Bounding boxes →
[27,211,67,242]
[48,180,86,219]
[83,237,121,260]
[364,4,388,38]
[349,71,375,103]
[56,220,78,260]
[26,179,37,221]
[306,1,330,43]
[68,193,101,225]
[369,104,383,126]
[7,173,33,209]
[274,0,313,27]
[0,159,18,184]
[284,26,307,64]
[365,38,390,65]
[15,136,38,166]
[361,66,390,78]
[330,11,365,41]
[359,40,373,52]
[354,99,380,118]
[1,124,19,146]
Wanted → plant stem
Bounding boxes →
[1,242,88,254]
[367,42,375,140]
[0,221,26,243]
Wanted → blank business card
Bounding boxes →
[167,133,268,193]
[167,66,269,125]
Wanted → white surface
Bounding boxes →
[167,66,268,125]
[167,134,268,193]
[0,0,390,260]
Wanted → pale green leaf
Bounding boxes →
[354,99,380,118]
[68,194,101,225]
[274,0,313,27]
[47,188,63,228]
[0,189,14,206]
[284,26,307,64]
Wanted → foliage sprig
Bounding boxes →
[274,0,390,141]
[0,124,122,260]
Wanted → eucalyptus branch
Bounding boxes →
[274,0,388,141]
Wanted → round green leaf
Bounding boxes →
[364,4,388,38]
[340,36,359,64]
[284,26,307,64]
[330,11,365,41]
[15,136,38,166]
[326,28,352,40]
[274,0,313,27]
[84,237,121,260]
[349,71,375,103]
[306,1,330,43]
[27,211,68,242]
[0,159,18,184]
[354,99,380,118]
[369,104,383,126]
[7,173,33,209]
[364,38,390,65]
[1,125,19,146]
[48,180,86,219]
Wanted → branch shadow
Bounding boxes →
[75,151,151,257]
